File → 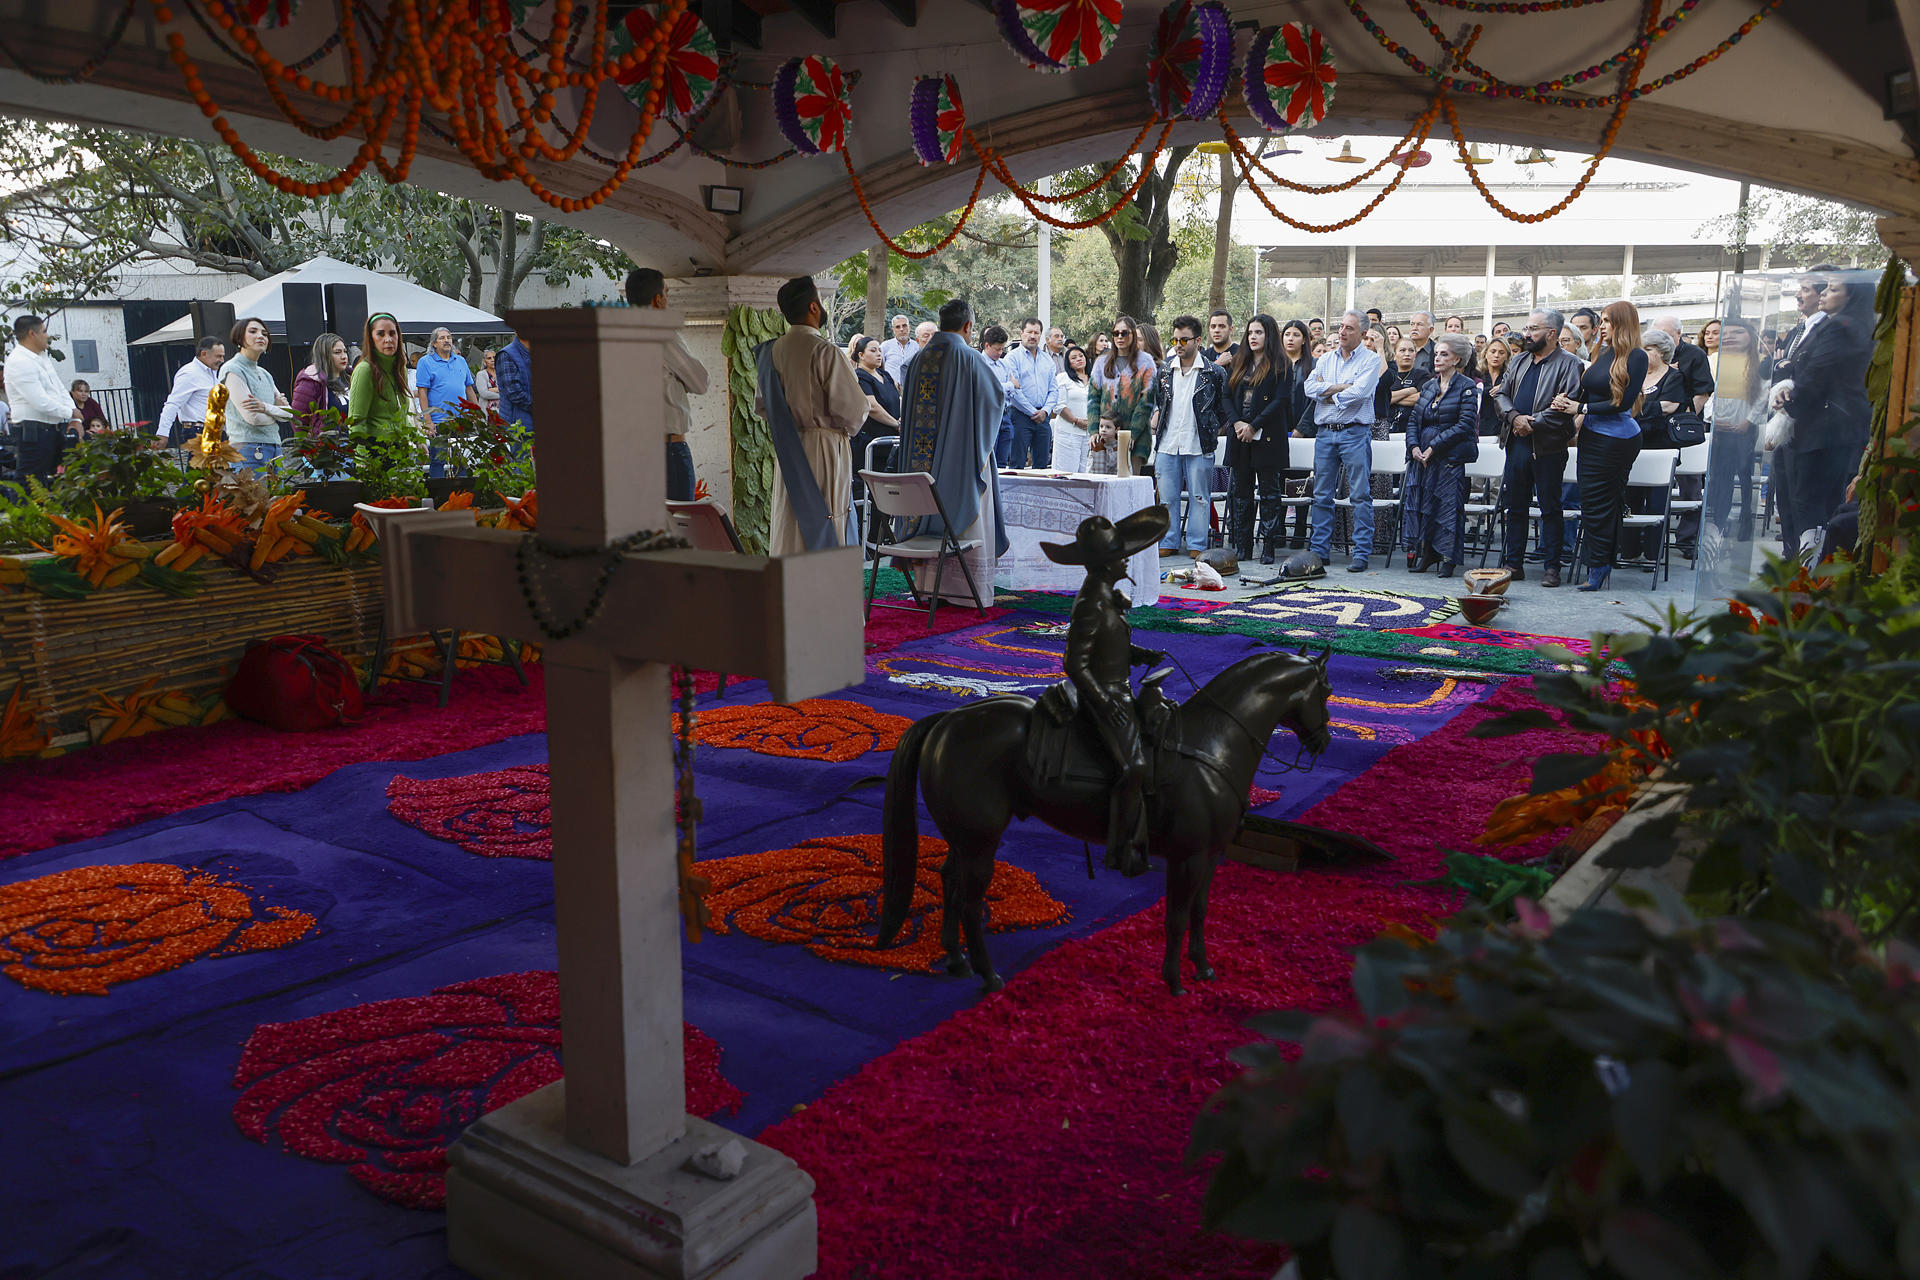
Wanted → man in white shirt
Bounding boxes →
[880,314,920,387]
[626,268,711,502]
[4,315,78,482]
[1303,310,1387,573]
[1149,315,1228,558]
[1004,318,1060,468]
[155,336,227,447]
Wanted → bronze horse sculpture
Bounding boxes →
[876,508,1334,995]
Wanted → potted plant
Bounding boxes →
[49,430,189,538]
[430,397,518,505]
[1194,898,1920,1279]
[284,411,362,517]
[465,423,536,509]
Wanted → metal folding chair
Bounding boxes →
[1618,449,1678,587]
[1662,441,1711,578]
[858,470,986,627]
[1334,438,1407,561]
[666,499,747,699]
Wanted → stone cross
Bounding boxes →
[381,307,863,1280]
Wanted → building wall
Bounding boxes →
[44,305,131,392]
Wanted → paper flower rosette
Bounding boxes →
[1244,22,1338,131]
[233,0,300,28]
[993,0,1123,71]
[609,5,722,120]
[1147,0,1233,121]
[774,56,853,156]
[466,0,538,29]
[909,76,966,166]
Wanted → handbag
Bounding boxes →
[1660,409,1708,448]
[225,634,363,732]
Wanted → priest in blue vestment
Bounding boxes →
[894,298,1008,606]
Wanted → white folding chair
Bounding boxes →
[1534,445,1582,568]
[858,469,986,627]
[353,501,527,704]
[1277,436,1316,548]
[1661,441,1711,576]
[1619,449,1678,586]
[1334,438,1407,561]
[666,500,747,697]
[1463,443,1506,567]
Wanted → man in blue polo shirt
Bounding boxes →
[414,327,476,478]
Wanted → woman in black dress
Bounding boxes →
[1222,314,1296,563]
[1551,300,1647,591]
[851,335,901,503]
[1401,333,1481,577]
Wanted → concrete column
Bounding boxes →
[1428,273,1437,316]
[1345,244,1357,318]
[1531,271,1540,311]
[1622,244,1635,296]
[1483,245,1497,336]
[1038,220,1052,329]
[1324,276,1333,322]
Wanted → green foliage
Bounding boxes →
[721,304,788,554]
[354,449,428,503]
[1406,850,1556,913]
[45,431,190,506]
[1474,560,1920,942]
[0,479,58,551]
[284,414,357,481]
[1697,187,1889,272]
[1195,895,1920,1279]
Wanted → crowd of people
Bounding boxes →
[3,262,1876,595]
[1,311,538,488]
[809,266,1874,589]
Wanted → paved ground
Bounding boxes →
[1155,532,1790,643]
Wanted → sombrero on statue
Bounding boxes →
[1040,505,1171,565]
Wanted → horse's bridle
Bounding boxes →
[1160,651,1324,775]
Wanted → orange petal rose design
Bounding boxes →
[703,834,1068,972]
[0,862,317,995]
[672,699,912,763]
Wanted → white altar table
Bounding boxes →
[993,471,1160,606]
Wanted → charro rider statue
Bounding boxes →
[1039,505,1172,878]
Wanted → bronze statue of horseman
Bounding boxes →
[877,506,1334,994]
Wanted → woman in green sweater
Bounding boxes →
[349,313,415,479]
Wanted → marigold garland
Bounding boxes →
[701,833,1069,973]
[0,861,316,995]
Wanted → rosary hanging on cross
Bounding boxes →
[515,528,712,941]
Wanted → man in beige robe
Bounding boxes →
[757,276,868,555]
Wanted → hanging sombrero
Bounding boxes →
[1244,22,1338,132]
[993,0,1124,72]
[1147,1,1233,121]
[774,55,853,155]
[909,75,966,166]
[233,0,300,29]
[609,4,722,120]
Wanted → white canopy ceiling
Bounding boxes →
[130,256,510,346]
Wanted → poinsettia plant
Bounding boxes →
[1194,895,1920,1280]
[1472,558,1920,943]
[287,409,357,481]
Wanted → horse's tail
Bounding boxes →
[877,711,942,946]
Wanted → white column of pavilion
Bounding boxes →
[380,306,865,1280]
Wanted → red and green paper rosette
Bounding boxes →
[993,0,1123,72]
[466,0,537,30]
[232,0,299,29]
[609,5,721,120]
[774,56,853,156]
[909,76,966,166]
[1147,1,1233,120]
[1244,22,1338,131]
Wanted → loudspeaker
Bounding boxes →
[190,300,237,346]
[282,283,326,353]
[324,283,369,345]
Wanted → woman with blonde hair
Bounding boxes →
[1551,299,1646,590]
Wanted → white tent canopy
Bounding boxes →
[130,255,511,346]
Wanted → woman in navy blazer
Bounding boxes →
[1401,333,1481,577]
[1221,315,1298,564]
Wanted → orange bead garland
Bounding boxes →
[152,0,684,210]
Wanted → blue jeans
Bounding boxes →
[1009,413,1052,468]
[993,410,1014,466]
[1155,452,1213,551]
[234,441,280,475]
[666,439,696,502]
[1310,425,1373,561]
